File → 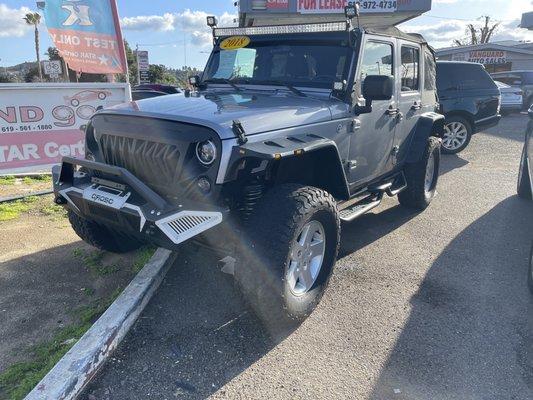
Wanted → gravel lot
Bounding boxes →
[83,114,533,400]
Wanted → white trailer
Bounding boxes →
[0,83,130,174]
[238,0,432,27]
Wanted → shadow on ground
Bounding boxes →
[369,196,533,400]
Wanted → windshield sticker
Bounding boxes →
[220,36,251,51]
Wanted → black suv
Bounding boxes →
[437,61,501,154]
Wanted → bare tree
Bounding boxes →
[454,16,500,46]
[23,12,43,81]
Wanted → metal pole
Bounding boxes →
[136,44,140,85]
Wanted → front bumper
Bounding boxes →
[53,157,225,250]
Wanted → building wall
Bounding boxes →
[436,47,533,72]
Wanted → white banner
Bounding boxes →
[0,83,130,174]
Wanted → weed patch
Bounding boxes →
[0,197,39,222]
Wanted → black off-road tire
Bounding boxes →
[235,184,340,325]
[527,244,533,295]
[398,136,441,211]
[442,116,472,154]
[518,145,532,200]
[68,210,142,253]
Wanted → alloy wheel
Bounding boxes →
[443,122,468,151]
[286,220,326,296]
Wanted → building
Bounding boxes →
[435,41,533,73]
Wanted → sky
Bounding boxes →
[0,0,531,70]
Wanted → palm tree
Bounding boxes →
[23,12,43,81]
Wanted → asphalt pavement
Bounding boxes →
[83,114,533,400]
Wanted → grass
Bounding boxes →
[0,288,122,400]
[73,249,119,277]
[39,203,67,220]
[0,197,39,222]
[0,175,51,187]
[132,246,157,273]
[0,176,15,186]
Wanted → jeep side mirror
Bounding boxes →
[355,75,394,114]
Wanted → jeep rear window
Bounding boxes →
[203,38,352,89]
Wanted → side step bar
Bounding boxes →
[339,172,407,222]
[339,196,382,222]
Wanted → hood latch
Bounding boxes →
[232,120,248,145]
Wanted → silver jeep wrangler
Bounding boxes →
[53,18,444,323]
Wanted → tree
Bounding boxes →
[23,12,43,81]
[454,16,500,46]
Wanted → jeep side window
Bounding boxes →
[359,41,394,80]
[401,46,420,91]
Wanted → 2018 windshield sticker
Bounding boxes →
[220,36,251,50]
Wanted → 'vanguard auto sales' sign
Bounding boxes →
[453,50,508,64]
[0,83,130,174]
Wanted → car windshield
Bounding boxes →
[202,36,352,90]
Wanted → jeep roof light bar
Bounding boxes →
[212,21,348,37]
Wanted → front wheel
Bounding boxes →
[68,211,143,253]
[442,116,472,154]
[235,185,340,324]
[398,136,441,210]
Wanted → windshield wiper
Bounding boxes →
[203,78,242,91]
[256,80,307,97]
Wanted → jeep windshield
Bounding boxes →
[202,35,353,90]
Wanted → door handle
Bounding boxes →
[386,107,399,116]
[411,101,422,110]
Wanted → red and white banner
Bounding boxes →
[0,83,130,174]
[267,0,289,9]
[43,0,127,74]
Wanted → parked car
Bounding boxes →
[495,81,523,115]
[132,89,170,101]
[52,24,444,324]
[491,70,533,110]
[436,61,501,154]
[132,84,181,101]
[518,106,533,293]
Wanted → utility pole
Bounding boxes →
[136,44,141,85]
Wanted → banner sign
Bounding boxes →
[136,51,150,84]
[452,50,508,65]
[267,0,289,9]
[297,0,397,13]
[0,84,130,174]
[43,0,127,74]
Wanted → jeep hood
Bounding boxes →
[107,89,344,140]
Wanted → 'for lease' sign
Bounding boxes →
[297,0,397,13]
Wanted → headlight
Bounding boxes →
[196,140,217,165]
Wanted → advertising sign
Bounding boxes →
[267,0,289,9]
[0,83,130,174]
[43,0,127,74]
[42,60,63,79]
[297,0,397,14]
[452,50,507,65]
[136,51,150,84]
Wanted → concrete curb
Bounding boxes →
[25,248,177,400]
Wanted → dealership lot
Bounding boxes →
[79,113,533,400]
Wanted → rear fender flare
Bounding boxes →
[405,112,445,163]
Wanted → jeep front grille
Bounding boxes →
[155,211,223,244]
[99,134,181,196]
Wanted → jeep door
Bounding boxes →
[393,41,424,164]
[348,36,398,189]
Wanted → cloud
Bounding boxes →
[120,9,237,47]
[0,3,33,38]
[403,17,532,49]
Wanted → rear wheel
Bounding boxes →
[398,136,441,210]
[442,116,472,154]
[235,184,340,324]
[68,210,143,253]
[518,145,532,200]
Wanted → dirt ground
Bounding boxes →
[0,191,152,399]
[0,175,53,199]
